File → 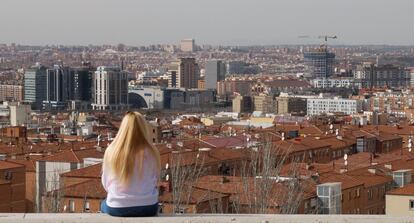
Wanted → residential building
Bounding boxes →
[354,63,410,89]
[168,58,200,89]
[217,80,253,100]
[180,39,195,52]
[205,60,226,90]
[307,97,361,116]
[0,85,23,102]
[9,102,31,126]
[91,66,128,110]
[386,183,414,216]
[276,96,307,116]
[232,95,253,113]
[0,160,26,212]
[253,95,277,114]
[35,148,103,212]
[311,78,355,88]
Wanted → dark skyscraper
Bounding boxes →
[72,62,94,102]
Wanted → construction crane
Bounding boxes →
[298,35,338,48]
[318,35,337,49]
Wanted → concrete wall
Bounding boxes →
[386,194,414,216]
[1,214,414,223]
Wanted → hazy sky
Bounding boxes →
[1,0,414,46]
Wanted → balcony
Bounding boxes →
[0,213,412,223]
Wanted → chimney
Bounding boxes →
[368,168,376,174]
[220,176,230,184]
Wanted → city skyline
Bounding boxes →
[1,0,414,46]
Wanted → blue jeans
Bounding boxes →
[100,199,158,217]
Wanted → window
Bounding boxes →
[84,201,90,212]
[69,200,75,212]
[368,189,373,200]
[410,200,414,211]
[4,171,12,181]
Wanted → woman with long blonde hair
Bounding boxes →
[101,112,161,217]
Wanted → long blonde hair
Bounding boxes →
[103,112,161,185]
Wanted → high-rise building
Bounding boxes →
[205,60,226,90]
[46,65,70,102]
[24,63,47,110]
[43,65,72,110]
[304,47,335,79]
[180,39,195,52]
[72,62,94,102]
[168,58,200,89]
[92,66,128,110]
[354,63,410,89]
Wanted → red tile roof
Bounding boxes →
[49,179,106,199]
[38,148,103,163]
[0,160,25,170]
[387,183,414,196]
[60,163,102,179]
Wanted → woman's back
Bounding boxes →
[102,148,159,208]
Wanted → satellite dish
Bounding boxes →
[329,124,333,130]
[166,174,169,181]
[165,163,169,169]
[344,154,348,161]
[344,160,348,166]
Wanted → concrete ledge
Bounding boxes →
[0,214,413,223]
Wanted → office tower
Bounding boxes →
[24,63,47,110]
[168,58,200,89]
[72,62,94,102]
[304,47,335,79]
[354,63,410,89]
[92,66,128,110]
[180,39,195,52]
[46,65,70,102]
[205,60,226,89]
[43,65,72,110]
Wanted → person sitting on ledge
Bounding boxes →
[101,111,161,217]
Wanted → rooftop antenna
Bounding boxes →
[344,154,348,171]
[97,134,102,147]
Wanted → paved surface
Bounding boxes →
[0,214,413,223]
